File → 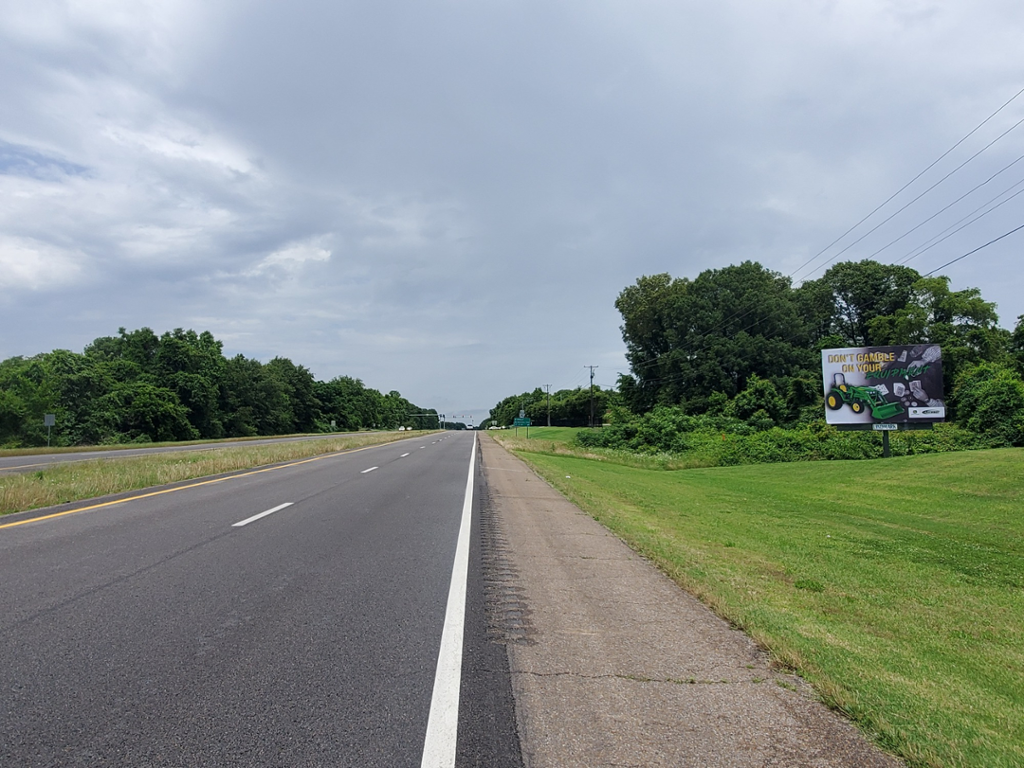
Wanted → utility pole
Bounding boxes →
[585,366,598,427]
[544,384,551,427]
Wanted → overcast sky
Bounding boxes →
[2,0,1023,424]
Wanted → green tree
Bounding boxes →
[1,326,431,445]
[154,329,227,439]
[316,376,381,431]
[727,374,787,428]
[99,381,198,442]
[951,362,1024,446]
[798,260,921,346]
[1010,315,1024,376]
[265,357,319,433]
[617,262,812,413]
[866,276,1008,401]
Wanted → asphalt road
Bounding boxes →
[0,433,381,475]
[0,431,522,767]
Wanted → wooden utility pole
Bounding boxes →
[544,384,552,427]
[585,366,598,427]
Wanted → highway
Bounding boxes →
[0,431,521,767]
[0,433,382,475]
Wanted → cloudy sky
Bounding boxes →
[2,0,1023,424]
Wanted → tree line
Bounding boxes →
[614,259,1023,428]
[486,259,1024,445]
[0,327,437,447]
[483,386,613,429]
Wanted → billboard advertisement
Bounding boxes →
[822,345,945,426]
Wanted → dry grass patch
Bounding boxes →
[0,432,426,516]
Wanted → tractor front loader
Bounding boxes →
[825,373,904,420]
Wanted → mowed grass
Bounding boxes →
[490,426,582,446]
[500,440,1024,768]
[0,431,428,517]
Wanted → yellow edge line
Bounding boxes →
[0,442,384,531]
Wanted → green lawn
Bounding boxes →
[492,425,582,444]
[502,443,1024,768]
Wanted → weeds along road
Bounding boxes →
[0,431,521,767]
[0,433,378,475]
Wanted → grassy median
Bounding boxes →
[493,431,1024,768]
[0,432,429,517]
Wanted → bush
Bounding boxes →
[952,362,1024,446]
[574,416,994,468]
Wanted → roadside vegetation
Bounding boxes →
[0,326,441,448]
[497,421,1000,469]
[493,431,1024,768]
[487,260,1024,453]
[482,260,1024,767]
[0,431,424,518]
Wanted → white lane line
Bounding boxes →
[400,452,410,458]
[232,502,293,528]
[420,433,476,768]
[361,466,379,474]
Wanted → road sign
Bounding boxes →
[513,417,531,427]
[43,413,55,448]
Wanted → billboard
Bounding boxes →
[822,345,945,426]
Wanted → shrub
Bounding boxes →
[952,362,1024,446]
[574,417,994,468]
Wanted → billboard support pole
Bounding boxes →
[882,430,891,458]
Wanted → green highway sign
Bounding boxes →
[513,417,531,427]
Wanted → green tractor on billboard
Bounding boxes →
[825,373,904,420]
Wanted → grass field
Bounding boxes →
[492,433,1024,768]
[489,426,581,445]
[0,431,429,517]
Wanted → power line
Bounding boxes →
[793,112,1024,283]
[859,153,1024,262]
[616,91,1024,394]
[626,160,1024,379]
[791,84,1024,281]
[924,222,1024,276]
[623,220,1023,394]
[898,180,1024,264]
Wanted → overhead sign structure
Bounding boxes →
[822,345,945,427]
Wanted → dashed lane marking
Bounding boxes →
[232,502,294,527]
[0,442,394,531]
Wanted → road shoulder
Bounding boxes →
[478,435,903,768]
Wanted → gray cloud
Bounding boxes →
[2,0,1023,423]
